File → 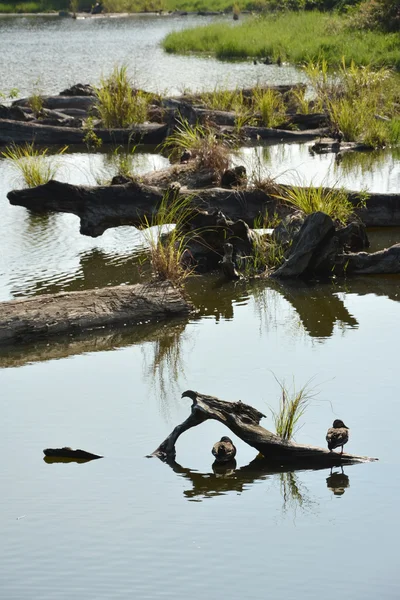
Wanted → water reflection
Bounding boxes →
[164,457,350,508]
[272,280,358,338]
[142,320,191,415]
[326,467,350,497]
[279,471,316,516]
[0,318,189,369]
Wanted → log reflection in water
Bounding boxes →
[0,317,189,369]
[163,457,351,505]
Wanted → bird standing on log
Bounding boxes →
[212,436,237,463]
[326,419,349,454]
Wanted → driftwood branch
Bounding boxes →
[151,390,377,467]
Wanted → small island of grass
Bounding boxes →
[163,2,400,71]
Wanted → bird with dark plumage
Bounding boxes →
[326,419,349,454]
[212,436,237,463]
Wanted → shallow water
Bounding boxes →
[1,14,400,600]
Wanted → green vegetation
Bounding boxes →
[276,181,356,224]
[305,58,400,146]
[163,11,400,70]
[95,65,153,128]
[1,142,67,187]
[141,191,196,285]
[161,116,231,174]
[270,375,318,442]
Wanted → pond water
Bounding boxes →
[0,13,302,98]
[1,14,400,600]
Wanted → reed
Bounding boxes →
[141,191,196,285]
[270,375,318,442]
[1,143,67,188]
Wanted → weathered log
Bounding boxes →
[13,95,97,112]
[0,118,168,145]
[43,447,103,460]
[0,280,192,346]
[7,179,278,237]
[151,390,377,466]
[8,179,400,238]
[225,124,330,141]
[310,138,371,154]
[339,243,400,275]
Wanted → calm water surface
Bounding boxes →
[1,15,400,600]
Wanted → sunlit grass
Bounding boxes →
[275,181,355,225]
[95,65,152,129]
[141,191,196,286]
[163,12,400,71]
[270,375,319,442]
[1,143,67,188]
[161,116,231,174]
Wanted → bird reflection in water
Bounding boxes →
[326,466,350,497]
[212,460,237,478]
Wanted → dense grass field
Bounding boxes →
[163,11,400,70]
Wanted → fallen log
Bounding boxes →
[7,179,277,237]
[14,95,97,112]
[8,178,400,237]
[151,390,377,467]
[0,118,168,145]
[0,280,193,346]
[340,243,400,275]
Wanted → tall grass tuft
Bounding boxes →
[95,65,151,128]
[253,87,286,128]
[276,180,355,224]
[141,191,196,286]
[270,375,318,442]
[161,116,231,174]
[1,143,67,188]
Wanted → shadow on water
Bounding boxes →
[164,456,351,507]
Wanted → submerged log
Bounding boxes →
[0,280,192,346]
[43,447,102,461]
[151,390,377,467]
[0,118,168,145]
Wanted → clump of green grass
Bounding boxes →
[241,213,286,277]
[276,180,355,224]
[304,58,400,147]
[270,375,318,442]
[95,65,151,129]
[1,143,67,188]
[161,116,231,174]
[253,87,286,128]
[141,191,196,286]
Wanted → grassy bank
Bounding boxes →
[0,0,253,13]
[163,11,400,70]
